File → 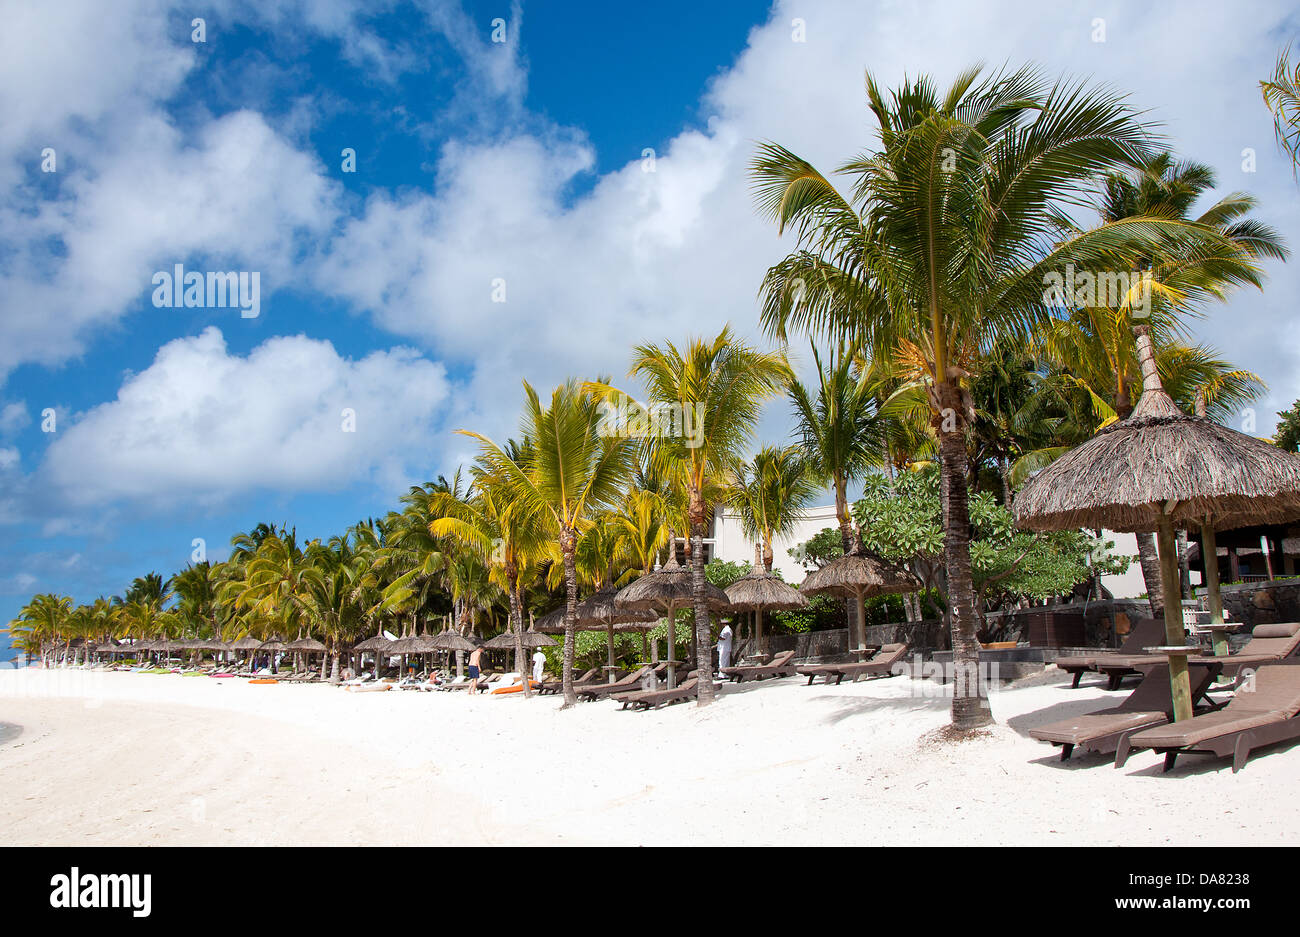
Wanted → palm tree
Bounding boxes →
[461,379,634,706]
[787,341,886,552]
[432,469,551,694]
[727,445,819,572]
[1039,151,1284,611]
[751,66,1239,729]
[1262,45,1300,176]
[588,328,790,705]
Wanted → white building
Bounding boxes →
[708,503,1148,599]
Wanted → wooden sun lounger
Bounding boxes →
[1116,663,1300,773]
[1193,622,1300,679]
[797,643,909,685]
[1055,617,1168,688]
[576,666,654,701]
[1029,664,1217,761]
[720,649,797,683]
[618,675,700,711]
[538,666,601,696]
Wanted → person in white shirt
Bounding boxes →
[716,620,734,673]
[531,649,547,684]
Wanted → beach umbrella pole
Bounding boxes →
[1201,522,1228,656]
[1157,516,1193,722]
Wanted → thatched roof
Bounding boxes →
[229,636,263,651]
[202,640,231,652]
[432,631,480,652]
[259,637,287,651]
[388,634,437,654]
[799,552,919,598]
[724,569,809,611]
[353,633,395,652]
[285,637,327,652]
[1015,388,1300,533]
[613,555,730,613]
[482,630,556,649]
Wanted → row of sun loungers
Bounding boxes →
[796,644,910,685]
[1033,661,1300,773]
[1055,619,1300,690]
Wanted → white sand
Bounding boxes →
[0,666,1296,846]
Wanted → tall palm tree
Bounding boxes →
[588,328,790,706]
[751,66,1237,729]
[462,379,634,706]
[1039,151,1284,611]
[432,469,551,694]
[787,341,886,552]
[727,445,819,572]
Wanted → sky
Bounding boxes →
[3,0,1299,659]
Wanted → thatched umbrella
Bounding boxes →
[354,631,396,677]
[1015,325,1300,721]
[227,635,260,670]
[799,551,919,656]
[430,629,479,680]
[533,587,659,684]
[615,554,730,688]
[725,545,810,654]
[483,630,556,649]
[285,637,327,674]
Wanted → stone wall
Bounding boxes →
[1217,580,1300,628]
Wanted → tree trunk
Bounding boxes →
[560,526,579,708]
[505,560,530,698]
[1176,528,1191,599]
[835,476,853,555]
[689,488,716,705]
[937,408,992,730]
[1135,533,1164,619]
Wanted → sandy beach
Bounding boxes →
[1,667,1296,846]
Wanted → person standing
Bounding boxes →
[467,644,484,695]
[531,649,546,685]
[716,619,734,674]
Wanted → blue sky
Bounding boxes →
[3,0,1300,659]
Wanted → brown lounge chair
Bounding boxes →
[1116,663,1300,773]
[617,674,701,711]
[797,643,910,686]
[720,649,797,683]
[1028,664,1217,761]
[575,665,655,701]
[1053,617,1167,689]
[537,666,601,696]
[1195,622,1300,680]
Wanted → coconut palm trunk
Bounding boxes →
[937,415,989,730]
[505,560,530,698]
[689,490,716,704]
[560,526,580,708]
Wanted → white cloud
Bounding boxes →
[0,403,28,437]
[311,0,1300,450]
[42,327,452,505]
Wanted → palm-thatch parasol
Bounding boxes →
[532,586,659,683]
[286,637,327,652]
[1015,325,1300,721]
[725,545,810,652]
[482,630,556,649]
[229,636,263,651]
[431,631,480,652]
[614,554,730,688]
[799,551,919,655]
